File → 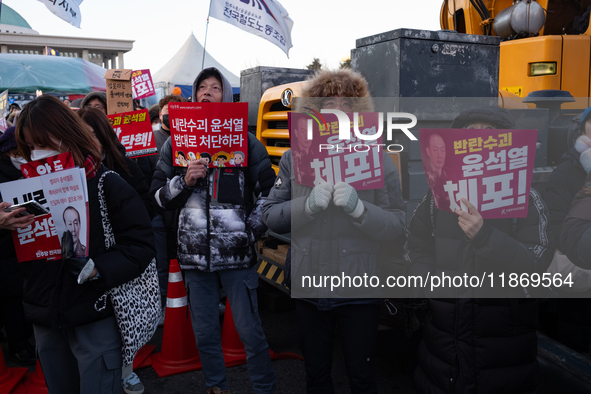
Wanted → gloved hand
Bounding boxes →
[333,182,365,218]
[61,230,96,284]
[305,182,333,215]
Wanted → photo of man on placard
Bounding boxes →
[63,206,86,257]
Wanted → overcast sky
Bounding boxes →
[6,0,443,78]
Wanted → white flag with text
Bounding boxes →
[209,0,293,57]
[37,0,82,28]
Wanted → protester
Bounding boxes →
[77,107,154,219]
[151,67,277,394]
[148,103,161,131]
[405,106,552,393]
[562,171,591,267]
[63,98,71,107]
[15,95,155,393]
[81,91,107,113]
[0,126,36,366]
[543,106,591,354]
[77,106,154,394]
[263,69,407,393]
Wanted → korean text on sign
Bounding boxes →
[131,69,155,99]
[108,110,157,158]
[290,112,384,191]
[419,128,538,219]
[168,102,248,168]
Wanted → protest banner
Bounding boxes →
[209,0,293,57]
[104,69,134,115]
[168,102,248,168]
[131,69,155,99]
[289,112,384,190]
[419,128,538,219]
[37,0,82,28]
[21,152,75,178]
[108,109,157,158]
[0,153,89,261]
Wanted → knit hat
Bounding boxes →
[0,126,17,153]
[148,103,160,123]
[451,106,515,129]
[80,91,107,109]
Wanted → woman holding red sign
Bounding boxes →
[15,95,155,394]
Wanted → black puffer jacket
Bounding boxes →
[405,189,551,393]
[544,147,591,353]
[151,133,275,271]
[21,165,155,329]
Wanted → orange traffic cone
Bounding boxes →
[221,301,303,367]
[22,359,47,394]
[133,344,155,369]
[0,349,27,394]
[151,259,202,377]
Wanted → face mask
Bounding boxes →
[152,124,160,132]
[10,156,27,170]
[30,149,61,161]
[162,115,170,129]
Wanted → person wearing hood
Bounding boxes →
[544,106,591,354]
[263,69,407,393]
[150,67,277,394]
[0,126,37,366]
[405,106,551,394]
[81,91,108,114]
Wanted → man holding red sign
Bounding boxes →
[151,67,277,394]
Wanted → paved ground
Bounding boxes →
[2,282,420,393]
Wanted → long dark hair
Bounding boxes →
[15,95,101,167]
[76,108,130,175]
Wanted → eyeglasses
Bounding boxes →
[84,104,105,110]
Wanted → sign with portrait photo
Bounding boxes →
[419,128,538,219]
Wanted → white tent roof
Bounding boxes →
[153,34,240,89]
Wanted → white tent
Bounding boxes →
[153,34,240,97]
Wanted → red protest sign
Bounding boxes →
[12,214,62,261]
[131,69,155,99]
[108,109,157,158]
[289,112,384,190]
[21,152,75,179]
[168,102,248,168]
[0,118,8,133]
[419,128,538,219]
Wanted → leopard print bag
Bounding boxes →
[94,171,161,367]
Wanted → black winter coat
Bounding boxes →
[0,158,25,297]
[544,148,591,353]
[405,190,551,393]
[21,165,155,329]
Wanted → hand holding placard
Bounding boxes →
[455,198,484,240]
[0,201,34,230]
[184,159,208,187]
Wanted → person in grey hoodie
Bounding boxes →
[150,67,277,394]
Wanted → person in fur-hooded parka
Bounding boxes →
[263,69,406,393]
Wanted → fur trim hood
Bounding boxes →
[295,69,374,113]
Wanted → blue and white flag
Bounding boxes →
[37,0,82,28]
[209,0,293,57]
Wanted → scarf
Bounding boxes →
[83,155,100,180]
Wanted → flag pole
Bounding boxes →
[201,0,213,71]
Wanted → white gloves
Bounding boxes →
[333,182,365,218]
[305,182,365,219]
[305,182,334,215]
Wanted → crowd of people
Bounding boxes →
[0,67,590,394]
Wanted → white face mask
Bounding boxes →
[10,156,28,170]
[30,149,61,161]
[152,124,160,132]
